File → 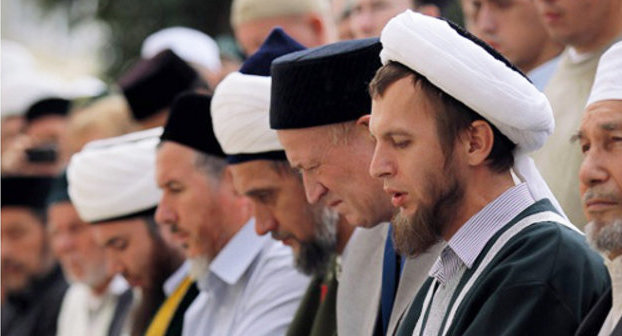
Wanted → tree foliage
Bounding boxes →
[31,0,234,79]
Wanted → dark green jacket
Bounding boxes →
[396,199,610,336]
[287,256,339,336]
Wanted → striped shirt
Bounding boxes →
[429,183,534,285]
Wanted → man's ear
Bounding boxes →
[356,114,371,127]
[463,120,494,167]
[306,13,326,45]
[220,166,240,195]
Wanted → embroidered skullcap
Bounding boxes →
[270,38,382,129]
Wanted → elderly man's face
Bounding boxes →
[278,123,394,228]
[155,142,231,260]
[579,100,622,257]
[48,202,108,287]
[461,0,561,73]
[349,0,413,39]
[1,207,50,294]
[369,77,466,256]
[230,160,338,274]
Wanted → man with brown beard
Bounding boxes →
[67,128,185,336]
[211,28,354,336]
[368,11,609,335]
[270,38,443,336]
[155,92,308,336]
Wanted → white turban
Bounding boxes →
[380,11,569,221]
[586,41,622,106]
[211,72,283,155]
[67,127,163,223]
[141,27,222,73]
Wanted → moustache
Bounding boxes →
[271,231,296,242]
[582,189,621,204]
[1,258,25,273]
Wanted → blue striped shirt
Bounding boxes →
[429,183,534,285]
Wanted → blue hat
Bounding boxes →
[239,27,306,77]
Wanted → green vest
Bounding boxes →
[286,255,339,336]
[396,199,610,336]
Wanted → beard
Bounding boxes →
[61,256,109,289]
[585,218,622,256]
[295,206,339,276]
[131,236,183,336]
[188,255,211,281]
[392,161,465,258]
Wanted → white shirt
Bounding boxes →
[599,255,622,335]
[164,260,190,296]
[528,56,561,92]
[56,276,129,336]
[182,219,309,336]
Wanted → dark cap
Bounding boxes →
[270,38,381,129]
[25,98,71,123]
[118,49,200,121]
[161,92,225,158]
[239,27,306,77]
[1,176,54,209]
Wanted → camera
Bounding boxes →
[25,144,58,163]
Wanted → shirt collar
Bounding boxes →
[207,218,266,286]
[448,183,534,268]
[163,260,190,296]
[429,183,534,283]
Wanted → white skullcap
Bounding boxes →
[586,41,622,106]
[141,27,222,73]
[67,127,163,223]
[380,11,571,222]
[211,72,283,155]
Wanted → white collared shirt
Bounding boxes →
[56,275,129,336]
[182,219,309,336]
[598,255,622,335]
[163,260,190,296]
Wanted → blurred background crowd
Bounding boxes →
[1,0,621,335]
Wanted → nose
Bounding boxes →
[103,250,124,275]
[54,231,75,256]
[579,149,609,189]
[369,143,395,179]
[477,5,497,34]
[107,258,124,276]
[254,205,278,236]
[302,173,328,204]
[155,201,176,227]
